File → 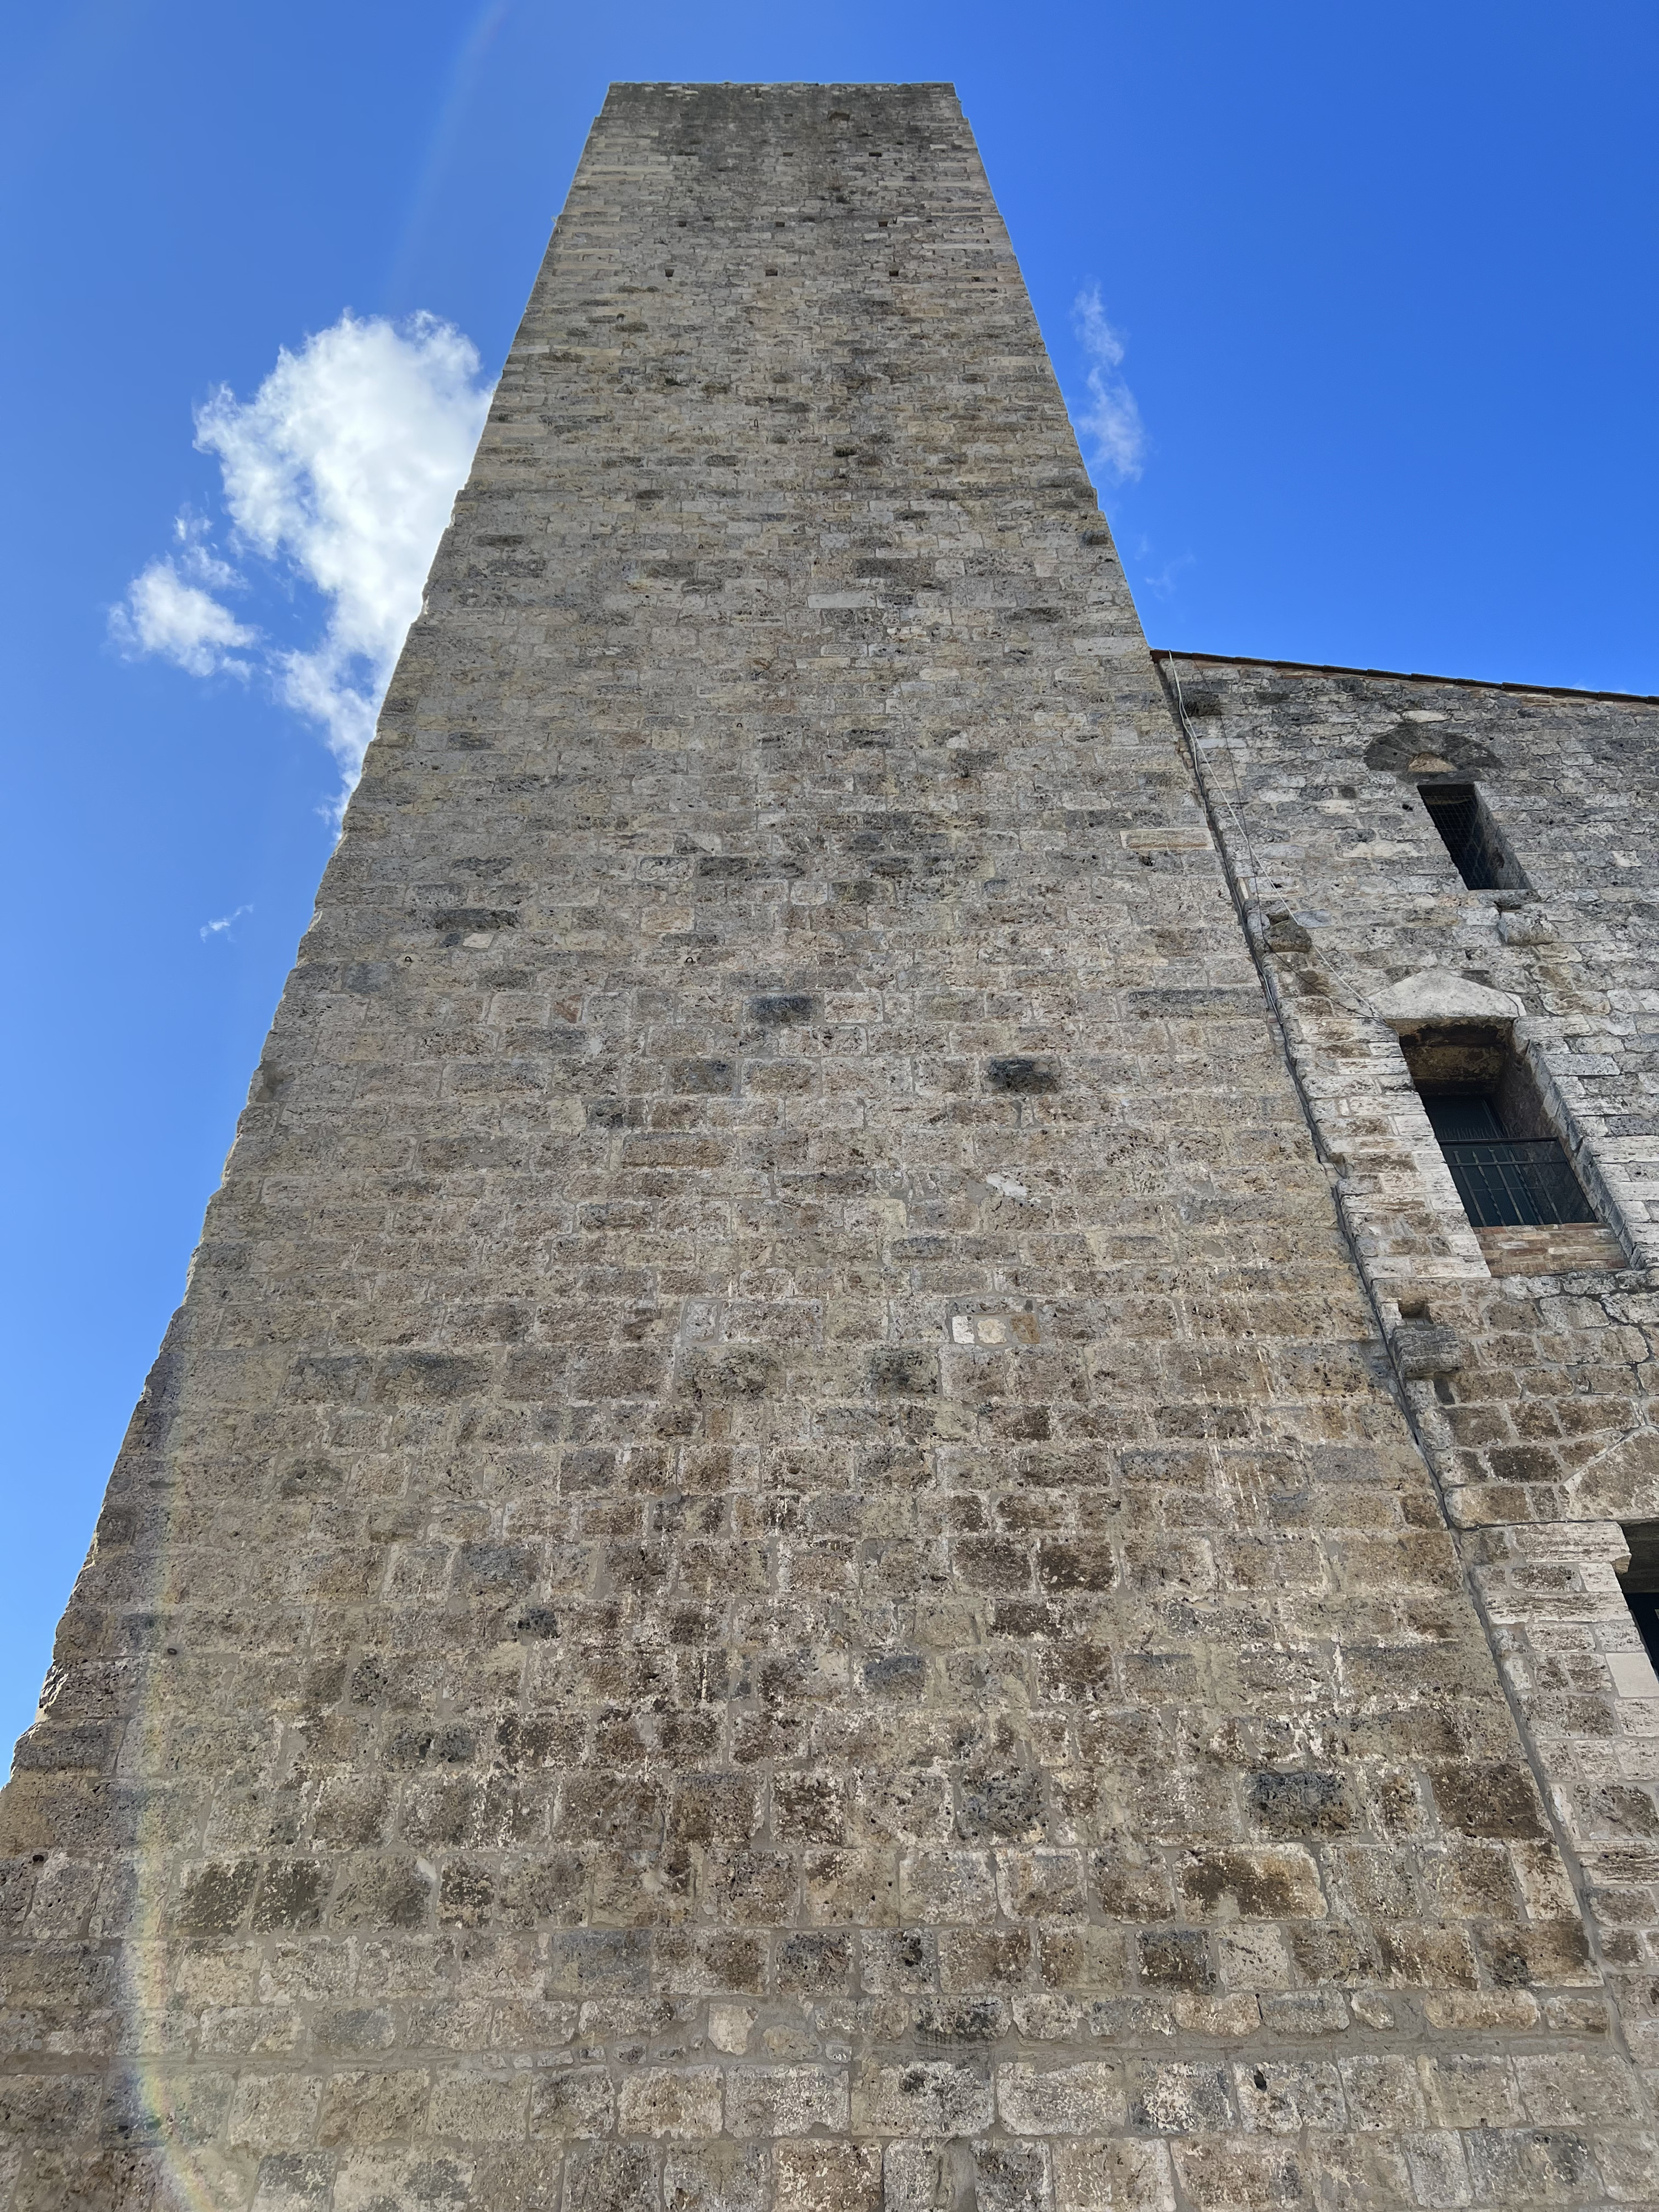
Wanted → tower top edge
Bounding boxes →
[1151,647,1659,709]
[601,80,961,97]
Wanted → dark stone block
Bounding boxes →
[985,1055,1060,1093]
[748,992,818,1026]
[669,1056,737,1093]
[862,1652,926,1697]
[1138,1929,1215,1990]
[1393,1321,1464,1379]
[173,1859,258,1936]
[869,1347,938,1398]
[252,1859,331,1932]
[1428,1762,1548,1839]
[431,907,519,933]
[1249,1770,1354,1837]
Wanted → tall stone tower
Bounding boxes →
[6,82,1658,2211]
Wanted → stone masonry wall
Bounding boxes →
[1153,653,1659,1532]
[4,85,1657,2212]
[1156,649,1659,2133]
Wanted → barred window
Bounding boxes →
[1419,781,1526,893]
[1619,1523,1659,1676]
[1420,1092,1594,1229]
[1402,1022,1597,1232]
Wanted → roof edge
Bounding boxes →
[1149,648,1659,710]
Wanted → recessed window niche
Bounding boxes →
[1399,1020,1626,1274]
[1617,1522,1659,1676]
[1405,1023,1587,1227]
[1418,781,1528,894]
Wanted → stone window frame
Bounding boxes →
[1507,1018,1644,1266]
[1370,980,1640,1280]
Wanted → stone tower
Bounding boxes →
[6,81,1658,2211]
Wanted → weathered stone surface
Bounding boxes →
[1157,645,1659,2117]
[4,80,1657,2210]
[1156,646,1659,1526]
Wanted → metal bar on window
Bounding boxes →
[1439,1138,1596,1228]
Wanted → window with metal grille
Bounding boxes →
[1418,781,1525,893]
[1401,1021,1598,1232]
[1618,1523,1659,1676]
[1420,1092,1595,1228]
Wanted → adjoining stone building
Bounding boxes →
[4,79,1657,2212]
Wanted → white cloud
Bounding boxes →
[200,904,252,941]
[197,311,492,812]
[111,517,257,677]
[116,312,493,822]
[1072,286,1146,481]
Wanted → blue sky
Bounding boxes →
[2,0,1655,1755]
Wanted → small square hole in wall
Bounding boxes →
[1616,1522,1659,1674]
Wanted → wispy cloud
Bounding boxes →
[1141,551,1196,599]
[113,312,493,823]
[1072,286,1146,481]
[200,903,252,942]
[110,517,256,676]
